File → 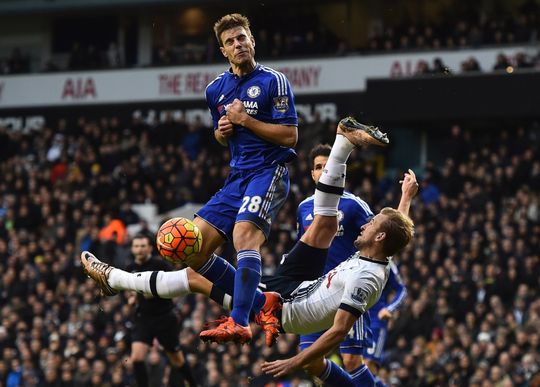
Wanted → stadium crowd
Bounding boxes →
[0,114,539,386]
[1,4,539,74]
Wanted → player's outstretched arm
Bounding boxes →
[226,98,297,147]
[397,169,418,216]
[261,309,357,377]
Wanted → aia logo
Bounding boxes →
[62,77,97,100]
[326,269,337,288]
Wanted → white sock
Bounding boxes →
[223,294,233,310]
[318,162,346,189]
[329,134,355,164]
[314,135,353,216]
[318,134,354,189]
[108,269,190,299]
[314,186,342,216]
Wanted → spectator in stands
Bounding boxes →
[42,58,60,72]
[515,52,534,69]
[416,60,430,75]
[493,53,511,71]
[68,42,86,70]
[461,56,482,72]
[6,47,30,74]
[432,57,450,74]
[107,42,122,68]
[153,46,175,66]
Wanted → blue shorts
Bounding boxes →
[300,314,372,355]
[362,325,387,364]
[195,164,289,241]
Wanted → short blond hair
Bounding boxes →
[378,207,414,256]
[213,13,252,47]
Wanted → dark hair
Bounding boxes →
[378,207,415,256]
[308,144,331,167]
[132,234,152,245]
[213,14,252,47]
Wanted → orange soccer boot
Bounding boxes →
[254,291,283,347]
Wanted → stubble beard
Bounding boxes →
[232,48,255,70]
[354,238,373,251]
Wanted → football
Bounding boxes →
[156,217,202,264]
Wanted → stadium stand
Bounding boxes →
[0,5,538,74]
[0,115,538,386]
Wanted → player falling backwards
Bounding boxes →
[296,144,374,369]
[161,13,300,344]
[296,144,408,386]
[82,117,417,386]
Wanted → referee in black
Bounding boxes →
[126,234,197,387]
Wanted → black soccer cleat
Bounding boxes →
[337,116,389,147]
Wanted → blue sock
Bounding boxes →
[251,289,266,313]
[319,360,354,387]
[196,254,236,295]
[231,250,261,326]
[196,253,265,314]
[351,364,376,386]
[374,376,387,387]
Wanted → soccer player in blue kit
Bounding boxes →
[193,13,299,344]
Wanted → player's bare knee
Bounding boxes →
[184,250,210,270]
[303,358,326,377]
[186,267,207,290]
[130,342,148,362]
[232,222,265,251]
[187,218,226,270]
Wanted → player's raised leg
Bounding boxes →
[82,248,280,347]
[302,117,388,249]
[276,116,389,275]
[81,251,214,300]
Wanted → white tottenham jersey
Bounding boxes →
[281,253,390,335]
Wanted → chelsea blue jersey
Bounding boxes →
[297,191,373,274]
[205,64,298,170]
[368,261,407,329]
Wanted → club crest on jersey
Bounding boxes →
[337,210,344,222]
[351,287,368,304]
[247,85,261,98]
[273,96,289,112]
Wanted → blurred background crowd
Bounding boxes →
[1,1,539,74]
[0,113,538,386]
